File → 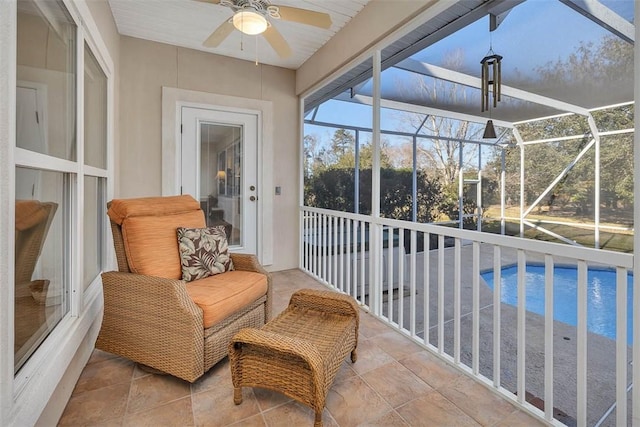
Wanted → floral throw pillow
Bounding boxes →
[177,226,234,282]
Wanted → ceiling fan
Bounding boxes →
[198,0,332,59]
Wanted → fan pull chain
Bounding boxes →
[255,35,258,66]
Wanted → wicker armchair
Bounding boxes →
[15,200,58,293]
[97,195,272,382]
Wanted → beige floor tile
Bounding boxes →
[90,418,125,427]
[228,413,268,426]
[191,359,232,395]
[396,390,481,427]
[349,339,395,375]
[58,383,130,426]
[122,396,194,427]
[252,386,293,412]
[369,330,423,360]
[192,385,260,427]
[132,363,152,379]
[262,400,336,427]
[126,374,191,414]
[325,376,393,427]
[439,375,518,426]
[358,313,395,339]
[361,361,433,408]
[492,408,547,426]
[72,356,135,394]
[333,359,358,385]
[58,272,550,427]
[356,410,409,427]
[271,294,291,315]
[86,349,121,365]
[399,351,464,390]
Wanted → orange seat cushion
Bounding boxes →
[108,195,206,279]
[185,271,268,328]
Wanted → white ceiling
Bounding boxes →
[108,0,370,70]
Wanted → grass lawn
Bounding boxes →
[480,205,633,253]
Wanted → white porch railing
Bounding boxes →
[299,206,634,427]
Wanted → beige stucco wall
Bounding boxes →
[118,36,298,271]
[296,0,433,96]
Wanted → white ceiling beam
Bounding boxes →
[394,58,592,117]
[334,92,514,129]
[559,0,634,44]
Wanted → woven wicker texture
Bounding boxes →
[229,289,359,427]
[15,201,57,287]
[98,198,272,383]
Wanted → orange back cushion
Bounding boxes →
[109,196,206,279]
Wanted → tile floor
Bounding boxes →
[57,269,546,426]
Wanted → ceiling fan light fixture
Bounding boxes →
[232,10,268,35]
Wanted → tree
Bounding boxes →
[496,35,632,219]
[304,167,444,222]
[303,134,327,178]
[393,52,487,185]
[329,129,355,164]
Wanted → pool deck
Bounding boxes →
[380,243,630,427]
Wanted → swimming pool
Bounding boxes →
[481,265,634,344]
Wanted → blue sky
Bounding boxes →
[306,0,634,140]
[412,0,633,79]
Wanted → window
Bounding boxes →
[83,42,108,289]
[14,0,110,373]
[15,0,76,373]
[14,168,69,372]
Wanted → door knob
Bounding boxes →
[249,196,256,201]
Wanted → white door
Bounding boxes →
[181,106,259,255]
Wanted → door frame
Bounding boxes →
[161,87,274,265]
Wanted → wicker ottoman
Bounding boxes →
[229,288,359,427]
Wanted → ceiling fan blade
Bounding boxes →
[274,5,332,29]
[203,20,234,47]
[193,0,221,4]
[263,25,292,58]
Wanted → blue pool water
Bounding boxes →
[481,265,634,345]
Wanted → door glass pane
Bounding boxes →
[17,0,77,161]
[199,123,242,246]
[84,43,107,169]
[15,167,69,373]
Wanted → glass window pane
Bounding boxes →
[15,167,69,372]
[17,0,77,161]
[83,176,104,289]
[199,123,241,246]
[84,43,107,169]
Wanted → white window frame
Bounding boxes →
[0,0,114,425]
